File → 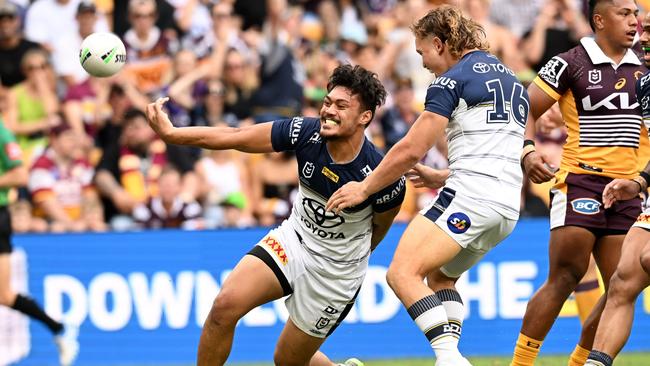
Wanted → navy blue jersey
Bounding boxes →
[270,117,405,276]
[424,50,527,219]
[637,70,650,126]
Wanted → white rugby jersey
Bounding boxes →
[271,117,405,278]
[425,51,528,219]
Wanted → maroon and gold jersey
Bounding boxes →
[535,37,647,179]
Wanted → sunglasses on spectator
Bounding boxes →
[0,14,16,20]
[26,63,48,71]
[132,12,155,19]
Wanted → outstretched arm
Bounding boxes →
[146,97,275,153]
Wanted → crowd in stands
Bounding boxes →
[0,0,638,232]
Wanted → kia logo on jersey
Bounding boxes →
[571,198,601,215]
[302,198,345,228]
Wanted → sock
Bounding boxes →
[574,279,602,324]
[407,294,458,359]
[568,344,590,366]
[11,294,64,334]
[585,350,613,366]
[510,333,543,366]
[437,288,464,348]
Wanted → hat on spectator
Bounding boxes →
[49,120,73,137]
[77,0,96,14]
[0,1,18,16]
[340,23,367,46]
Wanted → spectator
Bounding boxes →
[0,0,42,87]
[28,121,106,232]
[50,0,99,86]
[521,0,591,72]
[5,48,60,165]
[251,151,298,227]
[249,0,305,122]
[196,148,254,228]
[24,0,109,52]
[377,77,419,152]
[122,0,176,94]
[94,108,197,230]
[218,48,258,125]
[132,165,203,229]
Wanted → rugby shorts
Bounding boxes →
[247,220,363,338]
[419,187,517,278]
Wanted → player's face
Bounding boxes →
[319,86,369,138]
[415,35,444,75]
[598,0,638,49]
[640,13,650,66]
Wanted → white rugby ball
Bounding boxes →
[79,32,126,77]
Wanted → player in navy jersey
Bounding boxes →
[146,64,404,366]
[584,12,650,366]
[327,6,527,365]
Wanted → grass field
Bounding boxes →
[237,352,650,366]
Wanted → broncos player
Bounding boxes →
[146,64,404,366]
[327,6,527,366]
[585,12,650,366]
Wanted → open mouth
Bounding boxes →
[643,46,650,61]
[627,30,637,39]
[323,118,339,126]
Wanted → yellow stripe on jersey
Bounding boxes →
[533,76,562,101]
[556,89,640,179]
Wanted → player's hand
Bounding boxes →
[326,181,369,214]
[146,97,174,140]
[406,164,448,189]
[522,151,556,184]
[603,179,640,209]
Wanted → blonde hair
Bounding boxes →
[411,6,489,58]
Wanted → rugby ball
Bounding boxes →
[79,32,126,77]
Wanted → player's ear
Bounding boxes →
[359,110,372,126]
[432,36,444,54]
[593,13,604,30]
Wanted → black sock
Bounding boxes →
[587,350,613,366]
[11,294,64,334]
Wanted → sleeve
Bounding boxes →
[372,176,406,213]
[96,145,120,177]
[638,74,650,124]
[0,128,22,171]
[424,78,460,119]
[270,117,309,152]
[534,55,571,101]
[29,161,56,203]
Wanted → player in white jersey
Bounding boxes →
[146,64,404,366]
[327,6,527,365]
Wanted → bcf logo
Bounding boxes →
[571,198,601,215]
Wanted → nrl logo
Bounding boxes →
[588,69,601,85]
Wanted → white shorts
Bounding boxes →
[248,221,364,338]
[419,187,518,278]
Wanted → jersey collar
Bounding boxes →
[580,37,641,69]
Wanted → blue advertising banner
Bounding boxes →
[8,219,650,365]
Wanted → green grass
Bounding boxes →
[235,352,650,366]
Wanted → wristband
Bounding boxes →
[521,144,536,163]
[523,139,536,147]
[640,171,650,188]
[632,175,648,193]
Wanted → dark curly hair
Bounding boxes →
[326,64,387,119]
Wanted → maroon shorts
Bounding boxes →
[549,172,641,234]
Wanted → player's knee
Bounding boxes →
[386,265,405,293]
[547,264,584,294]
[607,272,637,304]
[207,289,244,327]
[640,250,650,275]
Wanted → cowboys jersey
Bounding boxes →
[425,50,527,220]
[271,117,405,278]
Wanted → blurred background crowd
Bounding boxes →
[0,0,645,233]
